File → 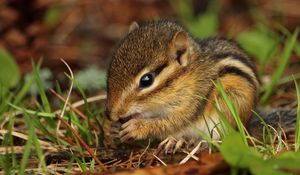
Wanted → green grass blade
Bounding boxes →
[18,115,34,175]
[8,103,55,118]
[261,28,299,105]
[67,157,76,174]
[66,73,89,108]
[33,133,48,174]
[1,113,17,172]
[0,155,10,174]
[32,60,51,113]
[31,115,57,143]
[294,79,300,151]
[74,157,87,172]
[13,59,41,105]
[13,75,35,105]
[252,110,273,145]
[215,80,248,145]
[0,85,11,118]
[23,112,48,174]
[214,96,236,136]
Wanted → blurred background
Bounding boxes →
[0,0,299,97]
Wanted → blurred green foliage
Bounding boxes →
[0,49,20,88]
[237,25,280,73]
[171,0,218,38]
[44,6,61,27]
[221,132,300,175]
[261,29,299,104]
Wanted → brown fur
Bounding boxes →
[106,20,260,142]
[204,75,256,127]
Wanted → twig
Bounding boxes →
[138,139,151,168]
[56,59,74,139]
[277,125,289,151]
[146,145,163,167]
[53,94,107,115]
[4,94,107,118]
[179,141,202,165]
[0,130,52,147]
[50,89,99,132]
[152,154,167,166]
[182,150,199,160]
[243,125,257,150]
[59,59,73,121]
[127,151,133,169]
[267,124,280,145]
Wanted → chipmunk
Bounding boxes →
[105,20,260,153]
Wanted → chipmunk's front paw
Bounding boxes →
[119,119,148,142]
[158,136,186,154]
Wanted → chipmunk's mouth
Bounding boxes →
[119,113,142,124]
[119,113,159,124]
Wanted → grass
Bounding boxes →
[200,79,300,175]
[261,28,299,105]
[188,67,300,174]
[215,80,248,145]
[0,58,109,173]
[32,60,52,114]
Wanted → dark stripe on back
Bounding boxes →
[218,66,257,91]
[212,52,258,79]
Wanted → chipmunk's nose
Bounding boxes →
[105,107,120,121]
[105,108,112,121]
[105,98,127,121]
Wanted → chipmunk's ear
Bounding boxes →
[169,31,190,66]
[128,21,139,33]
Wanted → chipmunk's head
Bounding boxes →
[106,21,199,122]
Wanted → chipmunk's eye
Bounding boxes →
[139,73,154,88]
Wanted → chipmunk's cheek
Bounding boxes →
[119,119,147,142]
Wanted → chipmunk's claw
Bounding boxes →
[159,136,186,154]
[119,118,147,142]
[173,139,185,153]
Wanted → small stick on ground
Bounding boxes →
[50,89,99,132]
[53,94,107,115]
[179,141,203,165]
[127,151,134,169]
[152,154,167,166]
[138,139,151,168]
